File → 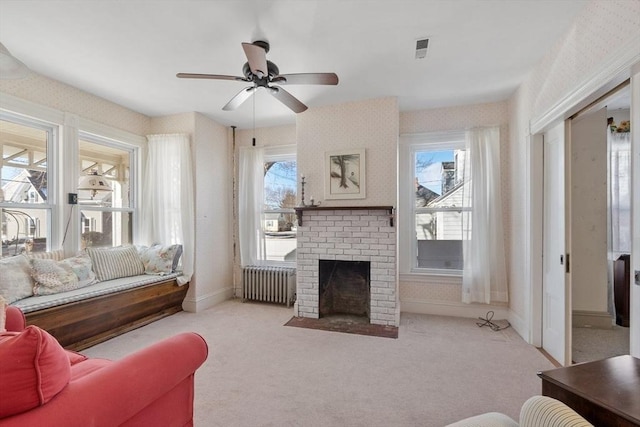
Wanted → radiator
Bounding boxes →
[242,266,296,307]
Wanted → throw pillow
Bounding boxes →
[62,253,97,287]
[31,258,78,296]
[0,326,71,418]
[31,254,97,296]
[0,254,34,304]
[86,245,145,281]
[138,243,183,275]
[28,249,65,261]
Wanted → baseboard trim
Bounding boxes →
[572,310,613,329]
[182,286,234,312]
[508,310,532,345]
[401,298,509,320]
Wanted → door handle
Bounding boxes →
[635,270,640,286]
[560,255,563,265]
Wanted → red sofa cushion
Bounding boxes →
[0,326,71,418]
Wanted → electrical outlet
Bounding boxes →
[68,193,78,204]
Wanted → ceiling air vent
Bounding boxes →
[415,38,429,59]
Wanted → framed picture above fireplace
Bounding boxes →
[324,148,366,200]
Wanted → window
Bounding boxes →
[78,134,135,248]
[1,115,55,257]
[1,100,142,259]
[262,148,297,263]
[400,132,471,274]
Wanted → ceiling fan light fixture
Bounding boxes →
[178,40,338,114]
[0,42,30,79]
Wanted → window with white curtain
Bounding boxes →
[262,146,297,263]
[239,145,297,267]
[399,131,470,275]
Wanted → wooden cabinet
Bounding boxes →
[614,254,630,327]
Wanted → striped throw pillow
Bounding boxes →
[86,245,145,282]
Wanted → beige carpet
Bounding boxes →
[83,300,555,426]
[572,325,630,363]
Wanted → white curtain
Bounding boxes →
[462,127,508,304]
[609,131,631,254]
[143,134,195,285]
[238,146,265,266]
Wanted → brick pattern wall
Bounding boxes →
[296,209,398,326]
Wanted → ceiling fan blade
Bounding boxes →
[176,73,248,81]
[268,86,308,113]
[242,42,268,79]
[273,73,339,85]
[222,86,256,111]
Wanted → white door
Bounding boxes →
[542,122,571,366]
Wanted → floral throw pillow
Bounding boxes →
[63,253,97,287]
[31,255,97,296]
[31,258,78,296]
[138,244,183,275]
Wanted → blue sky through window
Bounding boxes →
[264,161,297,210]
[415,150,454,195]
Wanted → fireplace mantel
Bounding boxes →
[294,205,395,226]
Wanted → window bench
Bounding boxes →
[10,274,188,351]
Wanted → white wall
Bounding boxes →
[0,74,150,135]
[570,108,608,317]
[297,97,398,207]
[150,113,234,312]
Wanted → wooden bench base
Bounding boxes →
[25,278,189,351]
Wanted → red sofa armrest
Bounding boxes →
[5,306,26,332]
[1,332,208,427]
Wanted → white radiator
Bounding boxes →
[242,266,296,307]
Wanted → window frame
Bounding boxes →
[399,131,469,277]
[261,145,297,267]
[1,111,58,254]
[77,130,139,249]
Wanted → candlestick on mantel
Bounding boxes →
[299,175,307,207]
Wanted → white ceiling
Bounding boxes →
[0,0,590,130]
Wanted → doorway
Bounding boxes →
[569,86,631,363]
[539,84,632,366]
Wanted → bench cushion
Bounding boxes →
[11,273,179,314]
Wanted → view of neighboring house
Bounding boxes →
[415,149,469,270]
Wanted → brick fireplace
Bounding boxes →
[293,207,398,327]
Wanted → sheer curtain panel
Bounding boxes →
[609,131,631,254]
[238,146,265,266]
[144,134,195,285]
[462,127,508,304]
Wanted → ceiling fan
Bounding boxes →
[176,40,338,113]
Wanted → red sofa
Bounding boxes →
[0,306,208,426]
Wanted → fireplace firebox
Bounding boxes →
[319,260,370,319]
